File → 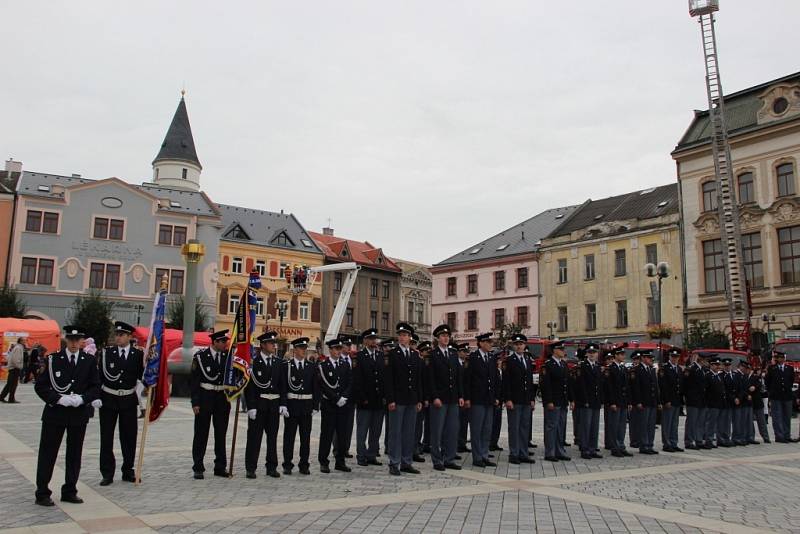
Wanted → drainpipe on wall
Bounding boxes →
[675,161,690,347]
[5,186,18,287]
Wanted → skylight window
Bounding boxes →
[301,239,313,247]
[37,185,50,192]
[640,188,656,195]
[594,214,603,220]
[170,200,182,208]
[469,247,482,255]
[496,244,509,251]
[555,214,564,219]
[657,200,669,207]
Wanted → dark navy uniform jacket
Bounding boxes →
[765,364,794,401]
[35,349,101,426]
[98,344,144,409]
[575,360,603,409]
[683,363,707,408]
[540,357,569,407]
[658,362,682,406]
[383,346,424,406]
[316,357,353,406]
[279,358,317,415]
[244,352,282,407]
[428,345,462,403]
[633,365,660,407]
[352,347,385,410]
[603,362,629,406]
[190,347,226,408]
[463,349,500,406]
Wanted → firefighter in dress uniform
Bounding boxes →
[427,325,464,471]
[683,352,708,449]
[244,331,282,479]
[604,346,633,457]
[332,334,355,460]
[575,343,603,459]
[190,330,232,479]
[658,348,684,452]
[34,326,101,506]
[279,337,316,475]
[541,340,571,462]
[414,341,432,462]
[704,357,726,448]
[633,350,660,454]
[765,349,794,443]
[503,334,536,464]
[353,328,385,467]
[98,321,144,485]
[317,338,354,473]
[384,323,424,476]
[464,333,500,467]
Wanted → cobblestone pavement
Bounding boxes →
[2,383,798,533]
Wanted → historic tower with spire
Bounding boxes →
[152,92,202,191]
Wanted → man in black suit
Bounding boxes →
[98,321,144,485]
[464,333,499,467]
[384,323,423,476]
[244,331,282,479]
[34,326,101,506]
[704,357,726,448]
[604,346,632,457]
[428,324,464,471]
[190,329,232,479]
[316,338,353,473]
[633,351,660,454]
[279,337,316,475]
[503,334,536,464]
[541,340,570,462]
[683,352,708,449]
[353,328,385,467]
[766,350,794,442]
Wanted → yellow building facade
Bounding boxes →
[214,205,325,352]
[539,185,684,345]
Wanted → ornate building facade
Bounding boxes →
[673,71,800,343]
[393,259,432,340]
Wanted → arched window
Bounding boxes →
[737,172,754,204]
[702,181,718,212]
[777,162,796,197]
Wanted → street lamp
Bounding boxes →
[172,239,205,374]
[645,262,670,326]
[761,312,777,342]
[545,320,557,340]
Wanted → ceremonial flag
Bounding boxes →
[224,269,261,401]
[142,283,169,422]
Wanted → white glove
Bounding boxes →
[57,395,73,407]
[279,406,289,418]
[313,409,320,415]
[247,409,257,420]
[70,393,84,407]
[91,399,103,409]
[336,397,347,407]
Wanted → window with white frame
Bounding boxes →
[231,257,243,274]
[255,260,266,277]
[228,294,240,314]
[299,302,309,321]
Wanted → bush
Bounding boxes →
[0,286,26,318]
[686,320,729,350]
[167,296,208,332]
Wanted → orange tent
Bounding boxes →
[0,318,61,379]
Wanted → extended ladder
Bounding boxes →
[697,12,750,348]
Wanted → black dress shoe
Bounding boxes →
[444,462,462,470]
[454,454,463,460]
[267,470,281,478]
[320,465,331,473]
[763,439,771,443]
[413,454,426,462]
[488,453,494,458]
[299,467,310,475]
[562,442,571,446]
[400,465,420,474]
[662,446,675,452]
[673,446,684,452]
[246,471,257,479]
[472,460,486,467]
[434,464,446,471]
[283,468,292,475]
[519,457,535,464]
[622,450,634,457]
[611,451,625,457]
[489,445,503,451]
[544,456,559,462]
[581,453,593,460]
[368,459,383,466]
[193,472,204,480]
[61,495,84,504]
[345,453,354,458]
[121,474,137,483]
[214,470,230,478]
[483,460,497,467]
[100,478,113,486]
[335,464,352,472]
[556,455,571,461]
[36,496,55,506]
[357,460,369,467]
[591,453,603,459]
[508,457,520,464]
[748,440,759,445]
[389,465,401,476]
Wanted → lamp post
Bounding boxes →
[645,262,670,326]
[172,239,205,374]
[545,320,557,340]
[761,312,776,343]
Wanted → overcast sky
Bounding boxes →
[3,1,798,265]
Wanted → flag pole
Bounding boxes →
[135,387,154,485]
[228,397,241,477]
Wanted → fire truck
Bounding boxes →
[772,331,800,391]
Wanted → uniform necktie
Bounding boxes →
[70,353,76,367]
[120,348,126,361]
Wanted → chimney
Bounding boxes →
[322,227,334,236]
[5,158,22,173]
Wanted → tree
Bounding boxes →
[68,290,114,348]
[686,319,729,351]
[0,286,26,318]
[493,322,524,351]
[166,296,208,332]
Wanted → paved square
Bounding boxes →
[2,383,797,533]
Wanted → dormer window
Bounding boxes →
[773,97,789,115]
[341,249,348,257]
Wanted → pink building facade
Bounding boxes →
[430,206,578,345]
